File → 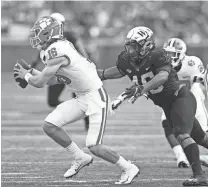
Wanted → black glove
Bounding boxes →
[122,84,144,103]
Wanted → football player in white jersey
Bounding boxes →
[162,38,208,168]
[14,16,139,184]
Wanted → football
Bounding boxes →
[13,59,31,88]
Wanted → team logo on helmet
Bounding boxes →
[125,26,155,63]
[30,16,64,49]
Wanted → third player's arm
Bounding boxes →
[97,66,125,81]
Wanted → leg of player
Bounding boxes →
[191,83,208,132]
[170,88,208,186]
[47,84,65,107]
[72,92,90,131]
[190,119,208,169]
[86,88,139,185]
[43,99,93,178]
[200,155,208,167]
[191,84,208,169]
[162,119,189,168]
[190,118,208,149]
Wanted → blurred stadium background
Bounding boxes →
[2,1,208,71]
[2,1,208,187]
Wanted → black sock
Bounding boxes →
[184,143,203,176]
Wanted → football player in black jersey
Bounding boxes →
[31,13,89,130]
[97,26,208,186]
[161,38,208,169]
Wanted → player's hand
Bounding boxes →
[13,59,32,89]
[13,63,31,79]
[111,91,129,111]
[111,99,122,110]
[123,84,143,98]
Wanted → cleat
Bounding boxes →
[183,174,208,186]
[177,155,189,168]
[64,154,93,178]
[200,155,208,167]
[115,162,140,185]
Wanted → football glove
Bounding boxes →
[111,92,129,110]
[13,59,32,89]
[122,84,144,103]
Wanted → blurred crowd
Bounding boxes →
[2,1,208,44]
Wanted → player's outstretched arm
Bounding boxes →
[97,66,125,81]
[122,70,169,104]
[141,70,169,94]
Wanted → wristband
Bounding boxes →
[24,73,32,83]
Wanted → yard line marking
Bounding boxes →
[2,146,138,151]
[47,185,110,187]
[2,120,44,125]
[1,120,159,125]
[1,160,176,165]
[1,178,187,183]
[1,134,164,138]
[1,173,28,175]
[2,176,53,179]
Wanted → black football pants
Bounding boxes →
[163,87,200,137]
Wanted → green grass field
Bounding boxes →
[2,72,208,187]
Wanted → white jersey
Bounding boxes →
[176,55,205,84]
[40,40,103,95]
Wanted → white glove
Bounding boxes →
[111,92,127,110]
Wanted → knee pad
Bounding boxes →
[162,120,173,137]
[176,134,196,149]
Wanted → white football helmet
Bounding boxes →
[125,26,155,61]
[30,16,63,49]
[50,13,65,23]
[163,38,187,67]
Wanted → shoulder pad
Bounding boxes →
[117,51,129,66]
[150,48,171,66]
[189,56,202,65]
[186,55,202,67]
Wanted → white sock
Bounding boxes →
[172,145,185,159]
[116,156,131,171]
[66,142,85,159]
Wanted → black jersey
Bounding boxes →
[116,48,187,106]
